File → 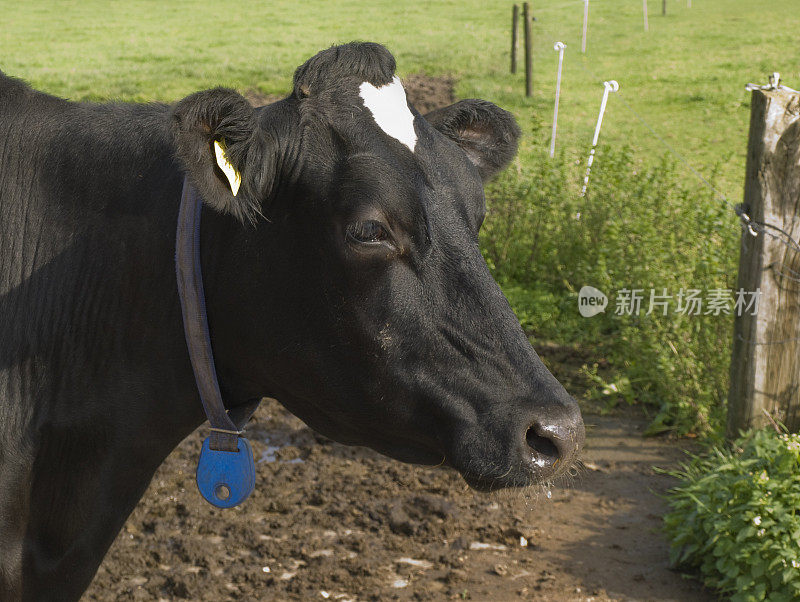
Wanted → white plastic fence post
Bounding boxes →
[581,0,589,53]
[549,42,566,158]
[580,80,619,196]
[643,0,649,31]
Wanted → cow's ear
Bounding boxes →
[424,99,521,182]
[171,87,269,224]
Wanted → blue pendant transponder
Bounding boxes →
[196,437,256,508]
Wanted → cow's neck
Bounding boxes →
[0,92,274,598]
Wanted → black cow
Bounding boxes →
[0,42,584,600]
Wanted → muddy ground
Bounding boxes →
[84,339,710,602]
[242,72,456,112]
[85,77,709,601]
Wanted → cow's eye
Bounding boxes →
[347,220,389,244]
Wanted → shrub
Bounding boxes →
[481,144,737,435]
[662,429,800,601]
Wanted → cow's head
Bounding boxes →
[171,43,584,491]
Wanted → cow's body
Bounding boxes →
[0,43,584,600]
[0,76,211,599]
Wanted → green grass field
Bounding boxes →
[2,0,798,195]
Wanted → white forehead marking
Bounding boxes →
[358,76,417,152]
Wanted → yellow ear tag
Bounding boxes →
[213,139,242,196]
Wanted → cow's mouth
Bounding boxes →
[342,412,584,492]
[374,440,576,492]
[457,452,576,493]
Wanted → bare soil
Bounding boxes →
[242,73,455,112]
[399,74,455,114]
[84,343,711,602]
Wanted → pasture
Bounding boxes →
[3,0,798,192]
[3,0,799,599]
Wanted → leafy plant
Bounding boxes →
[581,363,639,412]
[482,144,737,435]
[662,429,800,601]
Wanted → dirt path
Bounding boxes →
[85,391,710,600]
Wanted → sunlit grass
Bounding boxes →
[1,1,798,194]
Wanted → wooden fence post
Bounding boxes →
[523,2,533,97]
[662,0,666,16]
[581,0,588,53]
[511,4,519,74]
[727,86,800,438]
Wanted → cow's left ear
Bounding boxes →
[424,99,521,182]
[171,87,271,224]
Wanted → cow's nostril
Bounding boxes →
[525,426,560,465]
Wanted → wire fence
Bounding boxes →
[534,7,798,246]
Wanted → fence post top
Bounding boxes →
[554,41,566,51]
[745,72,799,94]
[604,80,620,92]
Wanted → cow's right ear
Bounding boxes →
[171,87,269,224]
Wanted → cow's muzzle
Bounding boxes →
[448,394,585,492]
